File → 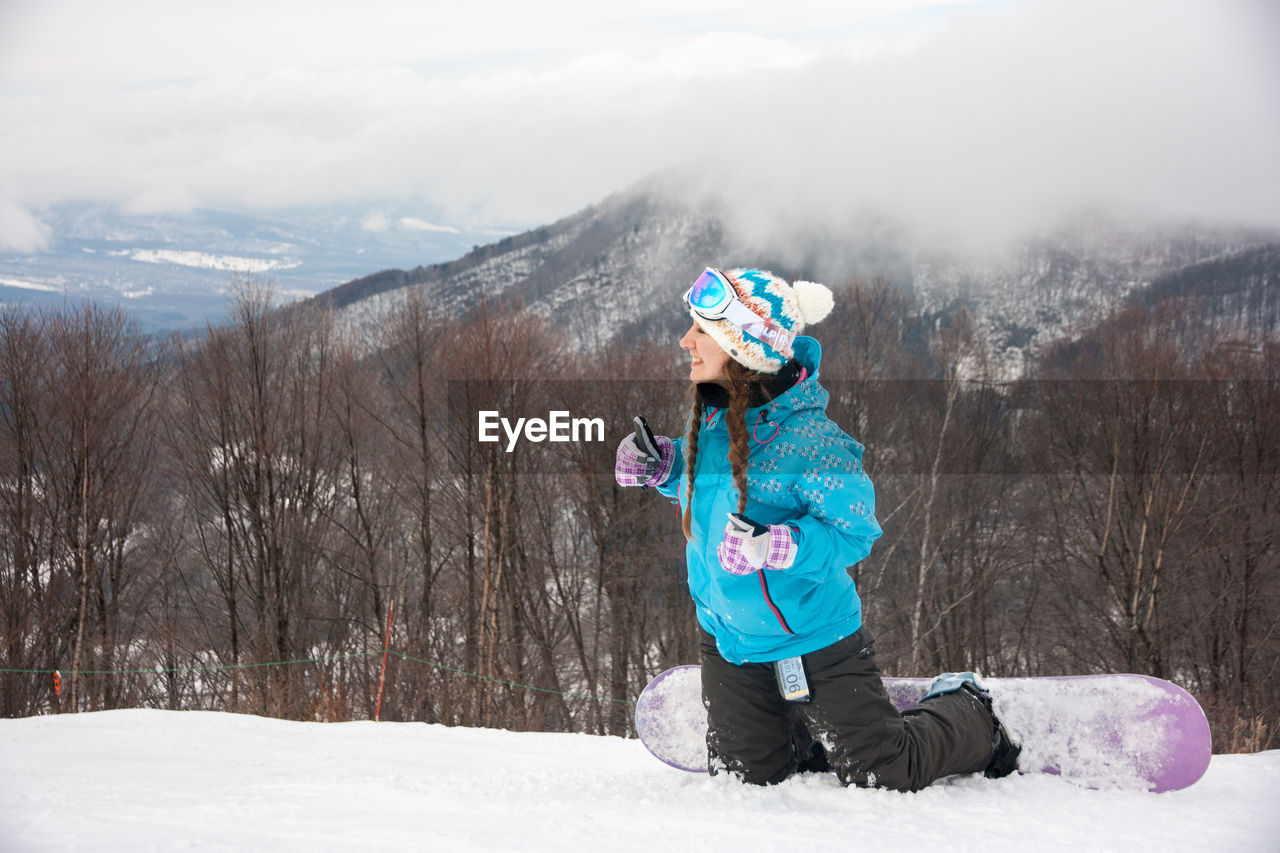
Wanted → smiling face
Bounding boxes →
[679,321,733,385]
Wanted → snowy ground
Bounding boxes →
[1,710,1277,852]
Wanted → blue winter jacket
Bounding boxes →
[656,336,882,664]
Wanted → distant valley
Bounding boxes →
[0,201,521,333]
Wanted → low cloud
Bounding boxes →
[122,186,201,215]
[0,201,52,253]
[400,217,461,235]
[361,212,390,233]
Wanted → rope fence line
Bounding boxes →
[2,652,382,676]
[1,648,637,707]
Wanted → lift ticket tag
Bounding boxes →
[774,656,811,703]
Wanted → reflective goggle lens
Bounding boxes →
[686,269,733,313]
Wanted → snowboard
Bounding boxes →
[634,665,1212,792]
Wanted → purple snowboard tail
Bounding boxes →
[634,665,1212,792]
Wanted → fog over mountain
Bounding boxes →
[2,1,1277,250]
[679,0,1280,254]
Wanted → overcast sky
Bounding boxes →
[1,0,1278,252]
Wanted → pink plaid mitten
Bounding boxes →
[716,513,797,576]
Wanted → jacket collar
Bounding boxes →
[696,336,824,417]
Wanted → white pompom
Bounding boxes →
[793,280,834,326]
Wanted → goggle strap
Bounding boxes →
[685,268,796,360]
[717,300,795,360]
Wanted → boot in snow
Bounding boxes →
[925,671,1021,779]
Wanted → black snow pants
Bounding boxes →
[700,627,995,791]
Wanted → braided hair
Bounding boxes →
[680,359,779,541]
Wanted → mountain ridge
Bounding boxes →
[324,182,1280,372]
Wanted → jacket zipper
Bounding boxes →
[757,571,795,635]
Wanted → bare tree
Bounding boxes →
[366,290,456,722]
[0,309,58,715]
[1028,303,1210,674]
[170,283,341,717]
[40,304,162,711]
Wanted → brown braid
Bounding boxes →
[682,360,776,540]
[681,390,704,541]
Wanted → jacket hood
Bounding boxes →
[792,336,822,377]
[695,335,826,417]
[751,335,828,423]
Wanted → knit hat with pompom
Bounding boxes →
[688,267,834,374]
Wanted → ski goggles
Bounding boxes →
[682,268,796,359]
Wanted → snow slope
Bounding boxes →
[1,710,1276,852]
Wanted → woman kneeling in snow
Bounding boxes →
[615,267,1019,790]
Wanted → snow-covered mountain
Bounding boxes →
[326,181,1280,371]
[910,218,1280,373]
[9,187,1278,356]
[0,202,520,332]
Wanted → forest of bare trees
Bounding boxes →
[1,280,1276,753]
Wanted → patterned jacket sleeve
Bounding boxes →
[783,420,882,578]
